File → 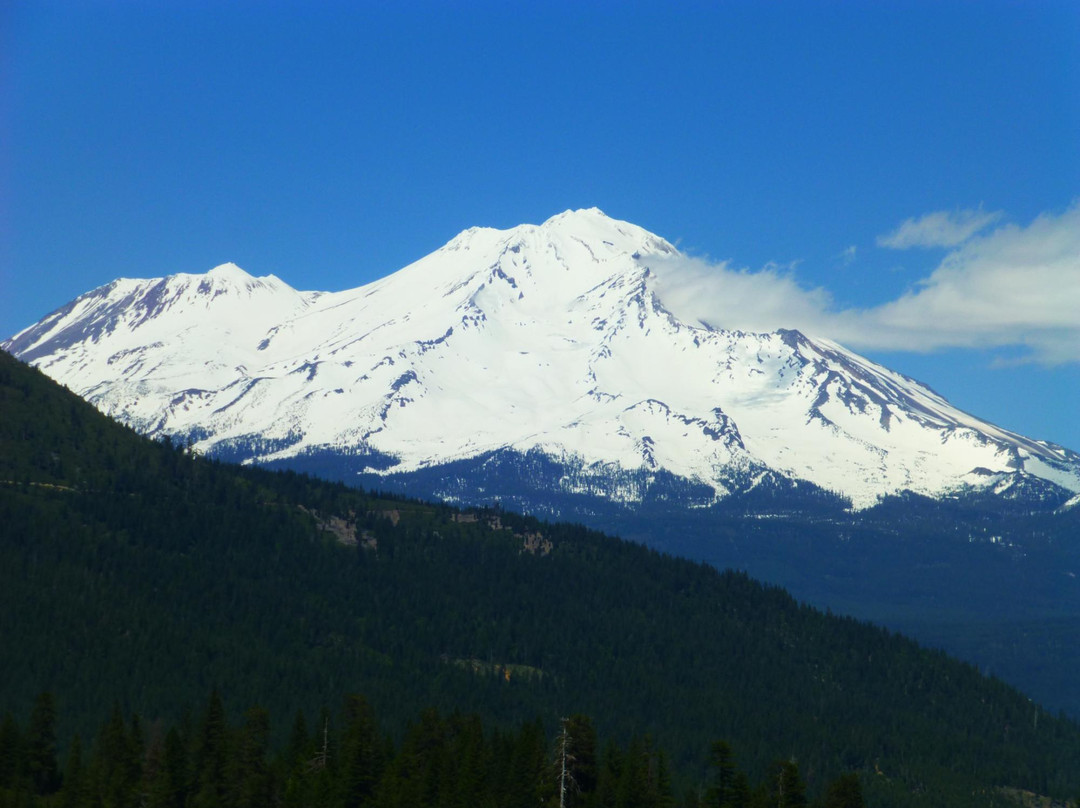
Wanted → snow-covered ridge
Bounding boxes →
[6,208,1080,508]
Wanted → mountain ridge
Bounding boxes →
[6,208,1079,509]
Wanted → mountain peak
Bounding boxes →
[541,207,609,224]
[435,210,675,280]
[7,211,1080,508]
[537,207,673,248]
[206,262,250,279]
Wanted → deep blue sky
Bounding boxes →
[3,1,1079,449]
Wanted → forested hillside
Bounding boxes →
[315,444,1080,720]
[3,349,1079,807]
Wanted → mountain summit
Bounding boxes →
[6,209,1079,508]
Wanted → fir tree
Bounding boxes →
[26,692,61,796]
[0,712,22,791]
[190,690,230,808]
[822,773,865,808]
[92,703,140,808]
[336,695,381,808]
[705,740,740,808]
[232,706,272,808]
[59,735,87,808]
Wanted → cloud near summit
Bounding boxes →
[651,203,1080,365]
[876,207,1003,249]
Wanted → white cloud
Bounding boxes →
[847,203,1080,363]
[650,257,836,336]
[651,203,1080,365]
[877,207,1003,249]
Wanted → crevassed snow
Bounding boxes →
[5,208,1079,509]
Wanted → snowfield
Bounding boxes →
[7,208,1080,508]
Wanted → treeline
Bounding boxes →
[0,690,869,808]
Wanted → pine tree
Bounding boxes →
[596,738,624,808]
[728,771,750,808]
[563,714,598,805]
[653,748,675,808]
[336,695,382,808]
[614,736,652,808]
[0,712,22,791]
[232,706,272,808]
[285,710,311,772]
[821,773,865,808]
[148,726,188,808]
[502,717,547,808]
[92,702,140,808]
[767,760,806,808]
[705,740,739,808]
[59,735,88,808]
[190,690,231,808]
[282,711,312,808]
[26,691,61,796]
[128,713,146,806]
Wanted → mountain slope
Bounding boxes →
[7,209,1079,509]
[3,347,1080,807]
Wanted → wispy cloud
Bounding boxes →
[651,258,834,336]
[652,203,1080,365]
[850,203,1080,363]
[877,207,1003,249]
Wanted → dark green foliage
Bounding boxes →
[705,740,742,808]
[59,735,87,808]
[763,759,806,808]
[148,727,188,808]
[0,714,21,792]
[231,707,272,808]
[91,703,141,808]
[822,772,866,808]
[191,691,230,808]
[336,695,382,808]
[0,693,844,808]
[25,693,60,797]
[2,349,1080,807]
[561,714,598,806]
[332,443,1080,720]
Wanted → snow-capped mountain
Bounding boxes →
[6,208,1079,509]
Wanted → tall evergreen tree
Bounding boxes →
[444,712,486,808]
[25,692,60,796]
[59,735,87,808]
[336,695,382,808]
[190,690,231,808]
[285,710,311,773]
[0,712,22,791]
[128,713,146,806]
[821,773,865,808]
[92,703,140,808]
[728,771,751,808]
[504,717,548,808]
[705,740,740,808]
[145,726,188,808]
[652,748,675,808]
[232,706,272,808]
[596,738,624,808]
[562,714,598,806]
[766,760,806,808]
[614,736,653,808]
